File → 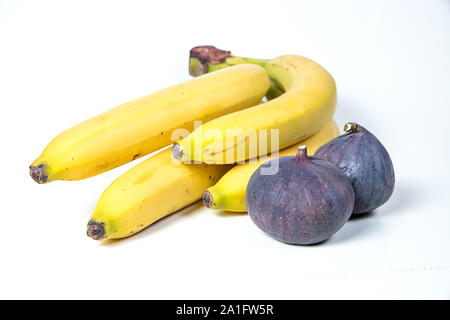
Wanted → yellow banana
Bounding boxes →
[202,119,339,212]
[172,46,337,164]
[87,148,232,240]
[29,64,269,183]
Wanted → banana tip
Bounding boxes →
[87,220,106,240]
[202,190,214,209]
[29,164,48,184]
[171,143,183,160]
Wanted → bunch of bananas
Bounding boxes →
[30,46,338,241]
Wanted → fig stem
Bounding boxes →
[344,122,358,133]
[295,145,308,162]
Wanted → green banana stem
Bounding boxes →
[210,56,269,71]
[189,46,283,100]
[266,80,284,100]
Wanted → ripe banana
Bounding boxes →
[172,46,337,164]
[87,148,233,240]
[29,64,268,183]
[202,119,340,212]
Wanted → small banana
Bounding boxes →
[202,119,339,212]
[30,64,268,183]
[172,46,337,164]
[87,148,232,240]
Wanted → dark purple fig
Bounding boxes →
[246,146,355,245]
[314,122,395,215]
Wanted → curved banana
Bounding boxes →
[203,119,339,212]
[30,64,269,183]
[87,149,233,240]
[172,46,337,164]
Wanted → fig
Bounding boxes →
[246,146,355,245]
[314,122,395,214]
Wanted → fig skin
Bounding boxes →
[246,146,355,245]
[314,122,395,214]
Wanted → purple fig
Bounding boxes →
[246,146,355,245]
[314,122,395,215]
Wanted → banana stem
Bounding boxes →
[189,46,284,100]
[189,46,269,76]
[217,56,268,69]
[266,80,285,100]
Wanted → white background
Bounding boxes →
[0,0,449,299]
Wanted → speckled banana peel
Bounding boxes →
[87,148,233,240]
[202,119,340,212]
[172,46,337,164]
[29,64,269,183]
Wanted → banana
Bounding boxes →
[87,148,232,240]
[202,119,339,212]
[172,46,337,164]
[29,64,268,183]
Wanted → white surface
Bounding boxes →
[1,0,449,299]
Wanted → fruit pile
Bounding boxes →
[30,46,394,244]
